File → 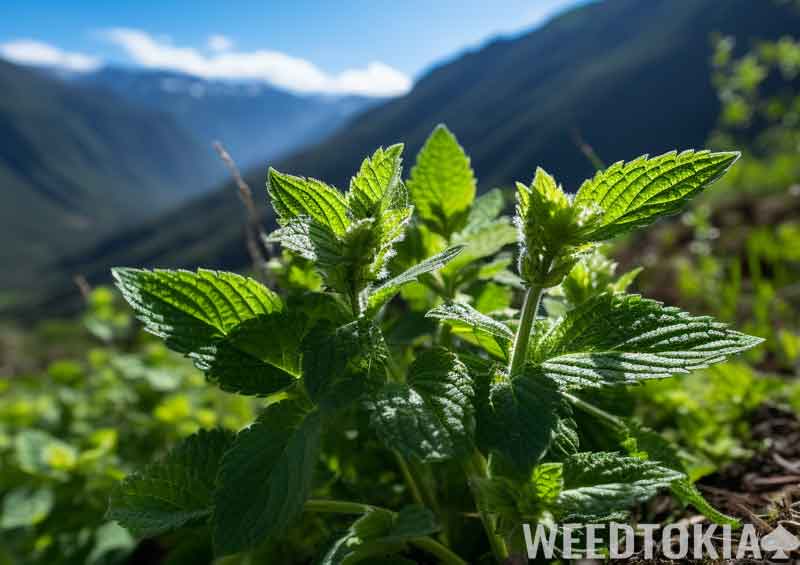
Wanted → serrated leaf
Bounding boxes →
[268,192,412,306]
[192,312,307,396]
[407,125,475,236]
[108,429,234,538]
[531,292,763,389]
[1,486,54,529]
[548,417,581,461]
[322,506,438,565]
[463,188,506,234]
[347,144,405,218]
[268,168,350,236]
[623,421,739,526]
[446,218,518,276]
[515,167,599,286]
[302,320,387,411]
[112,268,282,355]
[370,349,474,462]
[480,372,567,473]
[556,452,684,521]
[472,463,563,534]
[426,302,513,360]
[214,401,321,556]
[575,150,739,241]
[366,246,464,315]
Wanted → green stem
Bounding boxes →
[508,285,544,377]
[561,391,626,431]
[305,499,466,565]
[394,452,426,507]
[410,536,469,565]
[305,499,376,515]
[463,449,509,562]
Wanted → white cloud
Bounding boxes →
[102,28,411,97]
[0,39,101,72]
[208,34,234,52]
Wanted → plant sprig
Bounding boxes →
[109,125,758,563]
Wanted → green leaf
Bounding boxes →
[108,429,234,538]
[407,125,475,236]
[267,179,413,305]
[268,168,350,236]
[86,522,135,565]
[463,188,506,233]
[1,486,54,529]
[549,417,581,461]
[531,292,763,389]
[446,218,518,275]
[426,302,513,360]
[480,372,568,473]
[575,150,739,241]
[322,506,438,565]
[214,401,321,556]
[515,168,596,286]
[370,349,474,462]
[367,246,464,315]
[112,268,282,355]
[347,144,405,218]
[623,421,739,526]
[556,452,684,521]
[15,429,77,478]
[192,312,306,396]
[302,320,388,411]
[474,282,513,314]
[113,268,305,396]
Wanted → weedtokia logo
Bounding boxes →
[522,522,800,561]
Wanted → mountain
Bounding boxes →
[77,68,378,172]
[0,59,220,302]
[20,0,800,316]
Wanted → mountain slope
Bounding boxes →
[0,59,226,299]
[27,0,800,316]
[78,68,377,172]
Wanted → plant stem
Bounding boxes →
[305,499,376,515]
[508,285,544,377]
[463,449,509,562]
[561,391,626,431]
[394,451,426,507]
[410,536,469,565]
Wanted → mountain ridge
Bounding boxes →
[12,0,800,317]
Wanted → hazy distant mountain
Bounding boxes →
[18,0,800,316]
[0,59,218,300]
[78,68,379,171]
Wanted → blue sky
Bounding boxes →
[0,0,581,96]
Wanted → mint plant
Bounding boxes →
[108,125,761,563]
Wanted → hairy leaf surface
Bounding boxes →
[347,144,405,218]
[108,429,234,538]
[268,168,349,236]
[575,150,739,240]
[624,421,739,526]
[367,245,464,314]
[113,268,282,354]
[556,452,684,521]
[371,349,474,462]
[303,320,388,410]
[481,372,567,473]
[407,125,475,236]
[426,302,513,360]
[214,401,321,556]
[531,292,763,388]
